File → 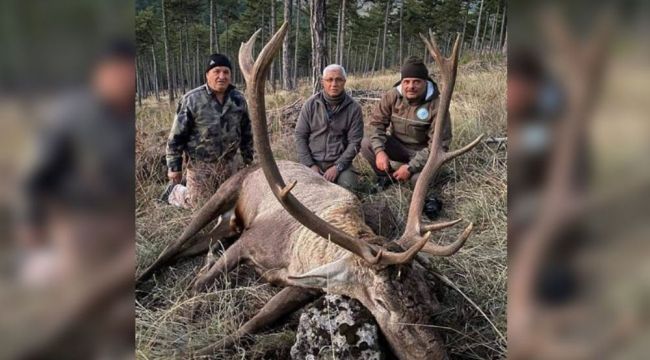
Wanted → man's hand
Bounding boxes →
[393,165,411,182]
[310,165,322,175]
[376,151,391,172]
[323,166,339,182]
[168,170,182,184]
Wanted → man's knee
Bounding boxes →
[409,171,420,186]
[360,138,374,160]
[337,168,359,191]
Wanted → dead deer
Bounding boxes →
[137,23,484,359]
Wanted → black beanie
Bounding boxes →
[206,53,232,73]
[400,56,429,80]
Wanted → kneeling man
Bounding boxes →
[295,64,363,191]
[361,56,451,185]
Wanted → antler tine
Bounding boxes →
[419,31,442,64]
[241,23,422,266]
[238,28,261,84]
[420,222,473,256]
[396,32,482,257]
[421,218,462,232]
[445,132,485,161]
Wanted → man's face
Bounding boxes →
[206,66,232,93]
[507,74,539,119]
[93,57,136,109]
[401,78,426,101]
[321,69,346,97]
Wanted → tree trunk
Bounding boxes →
[380,0,391,70]
[185,21,191,89]
[293,0,300,89]
[502,29,507,55]
[209,0,214,54]
[499,4,506,51]
[151,45,160,101]
[224,9,229,55]
[214,1,220,52]
[337,0,346,66]
[473,0,484,51]
[480,12,490,53]
[363,38,371,73]
[270,0,277,91]
[460,0,469,57]
[335,1,342,63]
[328,32,332,65]
[490,5,500,51]
[398,0,403,64]
[136,59,142,106]
[310,0,327,93]
[345,33,351,70]
[161,0,174,102]
[195,39,200,87]
[372,28,380,73]
[422,42,427,63]
[178,49,185,94]
[179,21,186,94]
[407,37,412,58]
[282,0,292,89]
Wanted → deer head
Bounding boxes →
[239,23,483,359]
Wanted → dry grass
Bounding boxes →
[135,60,506,359]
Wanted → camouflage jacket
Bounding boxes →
[166,84,254,172]
[368,80,452,173]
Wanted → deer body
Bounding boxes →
[237,161,363,278]
[190,160,448,359]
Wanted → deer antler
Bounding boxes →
[397,32,484,256]
[240,23,430,266]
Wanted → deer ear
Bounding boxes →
[287,255,353,289]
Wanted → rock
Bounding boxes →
[291,294,386,360]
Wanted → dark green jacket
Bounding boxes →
[166,84,254,172]
[295,92,364,170]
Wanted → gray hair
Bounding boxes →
[322,64,347,79]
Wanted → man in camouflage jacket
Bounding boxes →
[361,56,452,186]
[164,53,254,208]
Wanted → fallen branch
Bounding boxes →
[484,136,507,144]
[353,96,381,102]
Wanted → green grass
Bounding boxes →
[135,59,506,359]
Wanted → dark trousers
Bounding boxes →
[313,161,359,191]
[360,136,422,185]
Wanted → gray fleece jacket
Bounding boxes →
[295,92,364,170]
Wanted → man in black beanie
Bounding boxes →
[163,53,254,208]
[361,56,452,188]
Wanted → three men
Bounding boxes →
[295,64,363,191]
[164,54,254,208]
[361,56,452,185]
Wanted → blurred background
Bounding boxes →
[0,0,648,358]
[0,0,135,359]
[508,0,650,359]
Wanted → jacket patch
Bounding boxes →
[416,107,429,121]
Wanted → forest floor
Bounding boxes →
[135,57,507,359]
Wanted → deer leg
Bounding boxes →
[190,240,245,294]
[185,240,247,320]
[175,211,240,259]
[194,286,320,356]
[137,167,256,284]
